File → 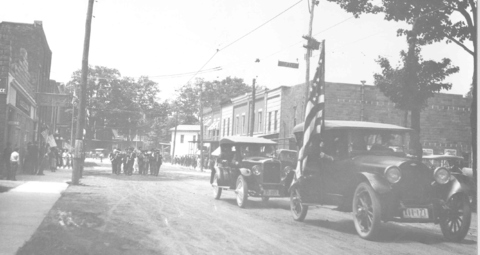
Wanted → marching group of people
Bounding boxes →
[109,148,163,176]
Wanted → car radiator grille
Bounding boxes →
[396,164,433,205]
[263,162,281,183]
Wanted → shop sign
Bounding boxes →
[8,121,19,126]
[37,93,71,107]
[444,149,457,156]
[16,94,30,115]
[47,134,57,147]
[422,148,434,156]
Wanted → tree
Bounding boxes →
[66,66,165,148]
[328,0,477,184]
[374,27,459,157]
[174,76,251,124]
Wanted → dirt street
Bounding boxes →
[18,160,477,255]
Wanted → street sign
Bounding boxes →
[278,61,299,69]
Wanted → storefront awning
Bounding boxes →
[207,120,219,130]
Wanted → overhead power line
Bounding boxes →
[219,0,304,52]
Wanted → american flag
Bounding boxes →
[296,40,326,178]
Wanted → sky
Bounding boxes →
[1,0,474,101]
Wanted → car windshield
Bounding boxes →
[240,144,276,158]
[350,130,409,156]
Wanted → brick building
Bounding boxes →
[203,82,472,162]
[284,82,472,159]
[0,21,52,156]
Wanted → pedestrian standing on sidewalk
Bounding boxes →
[156,152,163,176]
[62,149,68,169]
[31,142,39,174]
[2,143,12,179]
[48,147,57,172]
[9,148,19,181]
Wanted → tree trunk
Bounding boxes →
[410,109,422,160]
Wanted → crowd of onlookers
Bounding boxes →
[1,141,74,181]
[171,155,214,171]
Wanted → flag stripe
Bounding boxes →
[295,40,326,178]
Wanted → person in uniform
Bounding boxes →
[148,150,157,176]
[155,150,162,176]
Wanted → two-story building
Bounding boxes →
[169,125,200,157]
[0,21,53,156]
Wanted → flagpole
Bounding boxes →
[303,0,317,119]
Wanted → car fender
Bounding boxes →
[446,178,471,200]
[357,172,391,194]
[287,175,304,193]
[239,168,252,177]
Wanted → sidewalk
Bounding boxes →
[0,166,72,255]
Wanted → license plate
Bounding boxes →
[403,208,429,219]
[264,189,279,196]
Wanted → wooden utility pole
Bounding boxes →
[199,82,204,172]
[72,0,94,185]
[172,108,178,160]
[249,78,256,136]
[303,0,317,118]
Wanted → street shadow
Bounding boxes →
[82,170,208,183]
[84,161,100,167]
[221,197,290,210]
[0,186,13,193]
[302,214,476,244]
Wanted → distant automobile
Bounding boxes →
[276,149,298,181]
[290,120,472,242]
[211,136,296,208]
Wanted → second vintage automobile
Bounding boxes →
[290,120,472,241]
[212,136,296,208]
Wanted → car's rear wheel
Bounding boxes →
[236,175,248,208]
[290,186,308,221]
[352,182,381,240]
[440,193,471,242]
[212,174,222,200]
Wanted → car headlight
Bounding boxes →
[384,166,401,184]
[252,165,261,175]
[284,166,293,175]
[434,167,450,184]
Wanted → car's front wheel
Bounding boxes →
[212,174,222,200]
[290,186,308,221]
[352,182,381,240]
[440,193,471,242]
[236,175,248,208]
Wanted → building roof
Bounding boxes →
[169,125,200,132]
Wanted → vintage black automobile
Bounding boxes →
[290,120,472,241]
[212,136,295,208]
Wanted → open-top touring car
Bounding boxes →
[290,120,472,241]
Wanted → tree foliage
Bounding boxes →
[329,0,477,185]
[66,66,168,144]
[174,76,251,124]
[374,49,459,112]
